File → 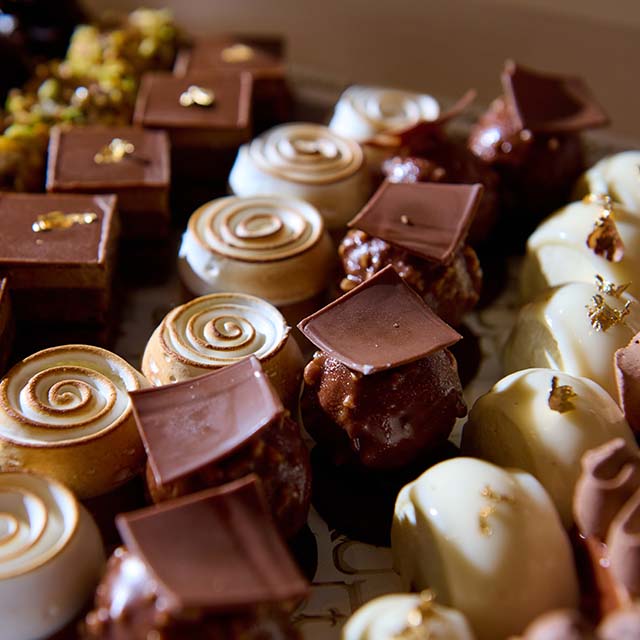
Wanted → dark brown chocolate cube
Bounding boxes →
[46,125,170,239]
[0,192,118,325]
[133,71,253,181]
[0,278,14,374]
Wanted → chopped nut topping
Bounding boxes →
[179,85,215,107]
[595,274,630,298]
[32,211,98,232]
[586,294,632,332]
[94,137,135,164]
[548,376,577,413]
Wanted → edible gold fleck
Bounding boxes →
[391,590,436,640]
[586,294,632,332]
[221,43,255,63]
[94,137,135,164]
[478,505,496,536]
[477,485,515,537]
[179,85,215,107]
[595,274,630,298]
[548,376,577,413]
[32,211,98,232]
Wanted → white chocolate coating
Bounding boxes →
[0,345,148,498]
[462,368,638,527]
[178,195,334,305]
[0,472,104,640]
[329,85,440,142]
[577,151,640,214]
[343,593,474,640]
[503,281,640,399]
[521,199,640,301]
[392,458,579,640]
[228,123,371,230]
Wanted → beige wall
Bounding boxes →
[86,0,640,144]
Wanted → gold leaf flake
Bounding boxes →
[586,294,632,332]
[32,211,98,232]
[595,274,630,298]
[392,590,436,640]
[94,137,135,164]
[548,376,577,413]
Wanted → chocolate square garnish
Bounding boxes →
[502,61,609,134]
[116,475,308,611]
[298,265,461,374]
[130,356,284,485]
[348,181,483,264]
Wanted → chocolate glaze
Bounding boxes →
[301,348,466,469]
[615,333,640,435]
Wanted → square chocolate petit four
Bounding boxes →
[46,125,170,239]
[0,192,118,325]
[133,71,253,181]
[0,278,14,374]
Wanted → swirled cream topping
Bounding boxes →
[0,345,145,445]
[0,473,77,579]
[246,123,364,185]
[159,293,289,368]
[188,195,324,262]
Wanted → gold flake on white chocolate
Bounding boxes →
[392,458,578,640]
[462,368,637,527]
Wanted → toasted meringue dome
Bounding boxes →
[503,281,640,399]
[392,458,579,640]
[0,472,104,640]
[462,369,637,527]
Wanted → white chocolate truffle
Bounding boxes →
[0,472,104,640]
[178,195,334,305]
[343,593,474,640]
[392,458,579,640]
[521,198,640,301]
[329,85,440,143]
[576,151,640,214]
[503,281,640,398]
[228,123,371,231]
[462,368,638,527]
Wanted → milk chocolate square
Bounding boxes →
[503,61,609,134]
[46,125,170,238]
[117,475,308,611]
[130,356,284,485]
[348,181,483,264]
[298,265,461,374]
[0,278,13,374]
[0,192,118,324]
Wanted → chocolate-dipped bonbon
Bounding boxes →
[299,265,466,469]
[130,356,310,538]
[83,476,308,640]
[340,181,483,326]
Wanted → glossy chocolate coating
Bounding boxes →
[301,349,466,469]
[339,230,481,326]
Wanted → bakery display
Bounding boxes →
[339,181,483,326]
[141,292,304,407]
[130,356,311,538]
[0,344,148,498]
[503,279,640,398]
[178,194,334,319]
[0,278,14,375]
[83,475,308,639]
[521,195,640,301]
[299,265,466,469]
[392,457,579,640]
[0,471,104,640]
[342,592,474,640]
[462,368,637,527]
[46,125,171,239]
[228,122,371,232]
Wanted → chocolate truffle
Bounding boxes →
[615,332,640,434]
[339,181,483,326]
[0,472,104,640]
[469,61,609,226]
[46,125,171,239]
[0,192,118,325]
[133,71,253,182]
[0,278,13,375]
[130,356,311,538]
[83,476,308,639]
[0,344,148,498]
[299,265,466,469]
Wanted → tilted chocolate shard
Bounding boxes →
[116,475,308,612]
[608,489,640,597]
[348,181,483,264]
[130,356,284,485]
[298,265,461,374]
[616,332,640,434]
[502,61,609,134]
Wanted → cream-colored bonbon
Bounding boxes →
[0,472,104,640]
[178,195,334,305]
[462,368,638,527]
[0,345,148,498]
[141,293,304,405]
[343,592,475,640]
[328,85,440,143]
[521,197,640,301]
[392,458,579,640]
[503,280,640,399]
[228,123,370,231]
[576,151,640,214]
